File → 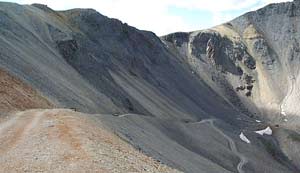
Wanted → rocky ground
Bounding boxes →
[0,109,179,173]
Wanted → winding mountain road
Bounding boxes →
[194,119,248,173]
[280,69,296,119]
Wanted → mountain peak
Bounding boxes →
[31,3,54,13]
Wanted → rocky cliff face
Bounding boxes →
[165,0,300,121]
[0,1,300,172]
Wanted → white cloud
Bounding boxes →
[95,0,191,35]
[212,12,236,26]
[19,0,192,35]
[18,0,291,35]
[252,0,292,10]
[169,0,257,12]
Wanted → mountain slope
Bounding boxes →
[162,0,300,168]
[0,1,299,173]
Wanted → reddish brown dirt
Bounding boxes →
[0,69,53,113]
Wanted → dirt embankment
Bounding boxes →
[0,69,53,113]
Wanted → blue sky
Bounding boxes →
[4,0,291,35]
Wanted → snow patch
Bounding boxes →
[239,132,251,144]
[281,110,287,116]
[255,126,272,136]
[284,119,288,122]
[255,120,261,123]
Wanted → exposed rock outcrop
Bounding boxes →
[57,39,78,61]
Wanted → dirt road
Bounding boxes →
[194,119,248,173]
[0,109,179,173]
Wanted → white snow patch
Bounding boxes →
[281,110,287,116]
[239,132,251,144]
[255,120,261,123]
[284,119,288,122]
[206,46,210,52]
[255,126,272,136]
